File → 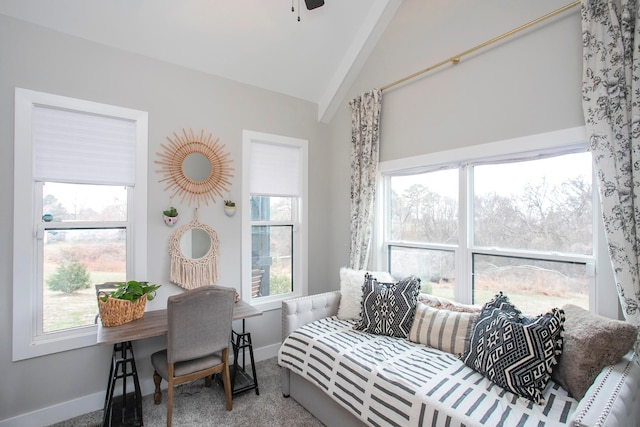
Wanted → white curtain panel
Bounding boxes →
[348,89,382,270]
[582,0,640,347]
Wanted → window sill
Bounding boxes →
[247,292,302,312]
[13,325,98,361]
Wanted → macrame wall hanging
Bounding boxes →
[169,208,219,289]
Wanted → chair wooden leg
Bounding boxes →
[205,375,212,387]
[166,381,173,427]
[222,349,233,411]
[153,371,162,405]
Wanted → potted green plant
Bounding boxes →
[101,280,161,302]
[223,200,236,217]
[98,280,161,327]
[163,206,179,226]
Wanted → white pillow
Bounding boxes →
[337,267,394,320]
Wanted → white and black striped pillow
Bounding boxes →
[408,303,478,355]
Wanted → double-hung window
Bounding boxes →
[13,88,148,360]
[379,127,615,316]
[242,130,308,310]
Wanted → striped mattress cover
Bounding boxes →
[278,316,578,427]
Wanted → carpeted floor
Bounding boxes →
[48,358,324,427]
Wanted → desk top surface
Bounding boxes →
[97,299,262,345]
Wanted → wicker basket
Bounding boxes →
[97,292,147,327]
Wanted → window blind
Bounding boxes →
[33,105,136,186]
[250,141,300,196]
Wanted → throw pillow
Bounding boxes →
[408,302,478,355]
[551,303,639,400]
[483,291,524,318]
[337,267,395,320]
[461,293,564,404]
[354,274,420,338]
[418,293,481,313]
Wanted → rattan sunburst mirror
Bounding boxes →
[156,128,234,206]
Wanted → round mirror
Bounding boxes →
[179,228,211,259]
[156,128,234,206]
[182,152,212,183]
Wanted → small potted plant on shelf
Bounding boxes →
[98,280,161,327]
[163,206,179,226]
[223,200,236,217]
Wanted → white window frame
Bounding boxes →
[13,88,148,361]
[377,126,618,319]
[241,130,308,311]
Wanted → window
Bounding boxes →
[387,168,459,300]
[242,131,308,310]
[380,127,615,316]
[13,88,148,360]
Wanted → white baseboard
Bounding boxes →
[0,391,105,427]
[0,343,281,427]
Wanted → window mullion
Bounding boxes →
[34,182,45,337]
[43,223,128,230]
[126,185,134,280]
[35,227,45,337]
[251,220,294,227]
[471,247,594,264]
[457,165,472,305]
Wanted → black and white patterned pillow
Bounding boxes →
[354,274,420,338]
[460,293,564,404]
[483,291,523,318]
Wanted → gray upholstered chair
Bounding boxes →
[151,285,235,427]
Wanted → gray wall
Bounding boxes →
[1,0,586,423]
[326,0,585,279]
[0,14,330,423]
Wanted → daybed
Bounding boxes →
[278,289,640,427]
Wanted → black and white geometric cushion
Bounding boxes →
[461,293,564,404]
[354,274,420,338]
[484,291,524,318]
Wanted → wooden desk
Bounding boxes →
[97,300,262,345]
[97,300,262,427]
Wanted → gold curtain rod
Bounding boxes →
[381,0,580,92]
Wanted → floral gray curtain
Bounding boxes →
[582,0,640,344]
[349,89,382,270]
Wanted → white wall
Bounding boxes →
[326,0,585,283]
[0,14,331,424]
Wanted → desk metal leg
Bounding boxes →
[102,341,143,427]
[229,319,259,396]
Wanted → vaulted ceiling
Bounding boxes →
[0,0,402,122]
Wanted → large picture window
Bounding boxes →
[13,88,148,360]
[380,128,608,316]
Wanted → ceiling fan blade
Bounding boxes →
[305,0,324,10]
